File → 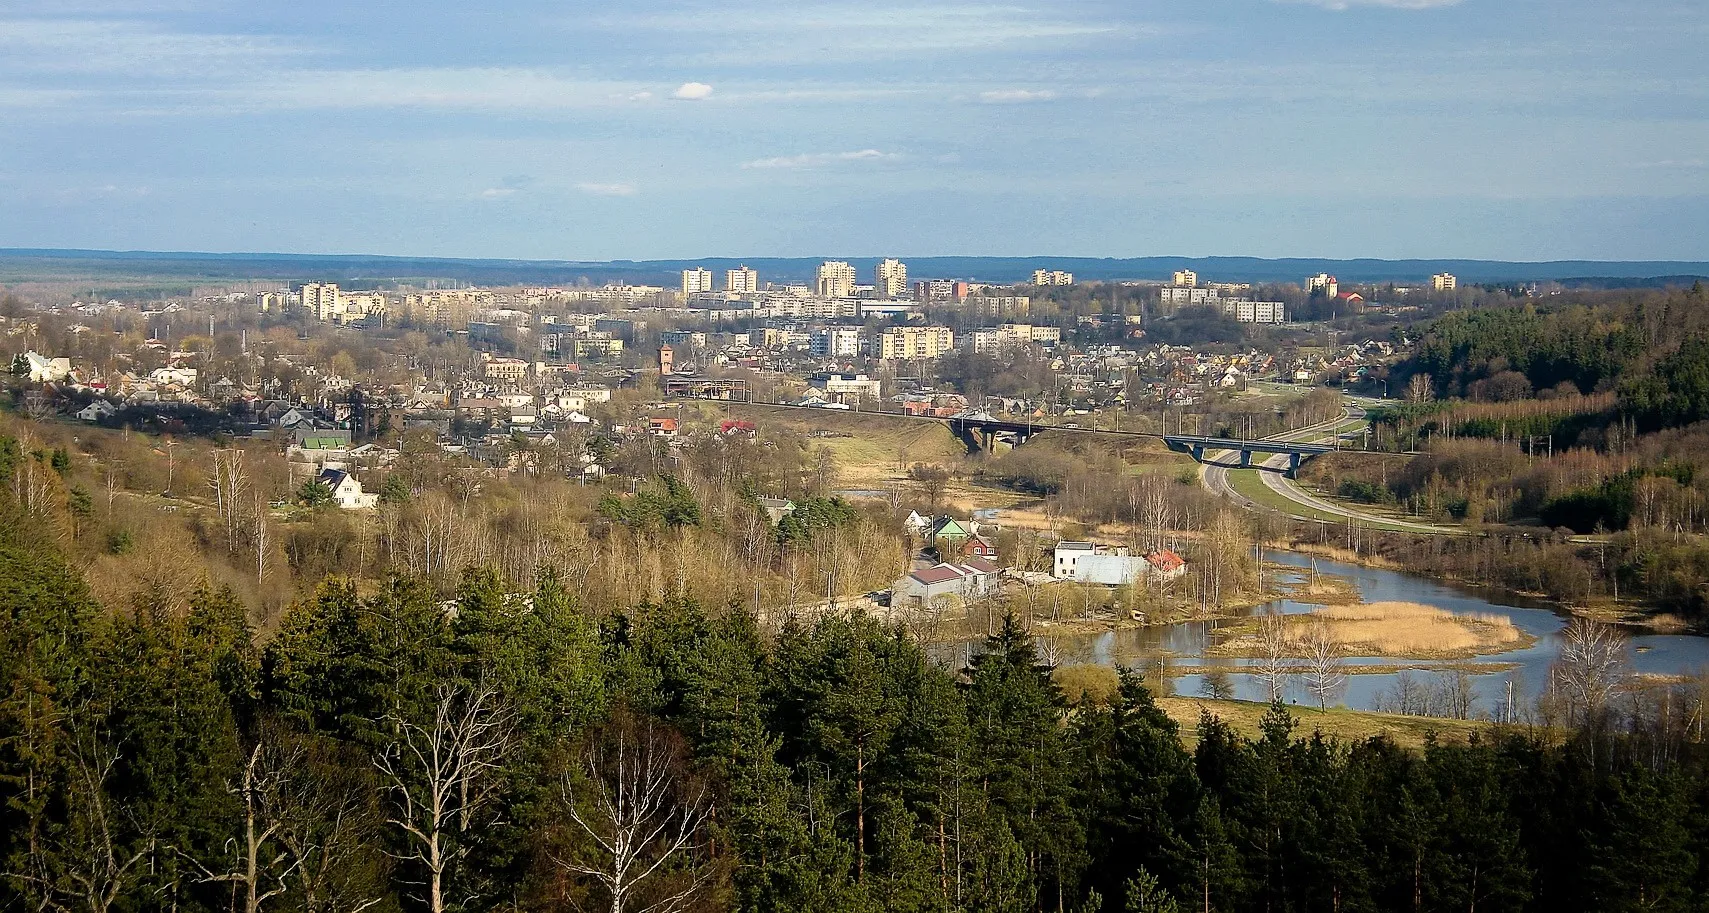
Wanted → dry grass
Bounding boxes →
[1155,697,1496,750]
[1215,601,1532,660]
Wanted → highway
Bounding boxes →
[1200,399,1463,535]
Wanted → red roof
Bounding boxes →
[648,417,678,431]
[960,557,999,575]
[1145,550,1185,571]
[911,565,968,585]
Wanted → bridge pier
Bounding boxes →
[1239,450,1252,467]
[1289,452,1301,476]
[1192,445,1204,462]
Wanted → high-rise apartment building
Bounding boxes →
[879,326,954,361]
[1031,269,1074,286]
[1432,273,1458,292]
[875,259,908,297]
[1307,273,1339,297]
[681,267,714,295]
[1172,270,1198,288]
[726,265,759,294]
[816,261,857,298]
[300,283,341,321]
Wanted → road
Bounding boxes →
[1201,399,1464,535]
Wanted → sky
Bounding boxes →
[0,0,1706,262]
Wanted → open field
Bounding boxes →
[1154,696,1500,749]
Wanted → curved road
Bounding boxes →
[1201,400,1462,535]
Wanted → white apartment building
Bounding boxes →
[875,259,908,298]
[967,295,1031,319]
[681,267,714,295]
[809,372,882,403]
[810,326,862,358]
[879,326,954,361]
[1031,269,1074,286]
[1161,286,1218,307]
[816,261,857,298]
[1432,272,1458,291]
[726,265,759,294]
[1172,270,1198,288]
[965,324,1061,354]
[300,283,341,321]
[1220,299,1286,324]
[1307,273,1339,297]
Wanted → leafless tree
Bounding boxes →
[557,712,713,913]
[1550,618,1630,724]
[276,735,387,913]
[375,682,513,913]
[1253,608,1294,703]
[18,710,153,913]
[1300,622,1348,713]
[183,741,297,913]
[208,449,250,555]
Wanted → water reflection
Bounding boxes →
[946,551,1709,714]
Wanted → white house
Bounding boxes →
[76,400,117,423]
[22,352,73,383]
[316,468,379,510]
[1052,541,1096,579]
[891,558,1003,608]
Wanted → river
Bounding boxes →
[949,552,1709,715]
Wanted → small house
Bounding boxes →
[316,468,378,510]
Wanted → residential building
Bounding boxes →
[875,259,908,297]
[815,261,857,298]
[1220,299,1286,324]
[1031,269,1074,286]
[1053,541,1096,578]
[1432,272,1458,292]
[1161,286,1218,307]
[659,344,674,376]
[681,267,714,295]
[1307,273,1339,297]
[809,326,861,358]
[317,468,378,510]
[1172,269,1198,287]
[916,279,970,302]
[879,326,954,361]
[483,356,530,382]
[808,372,882,403]
[300,283,340,321]
[967,294,1031,319]
[890,559,1002,608]
[726,265,759,294]
[659,330,707,350]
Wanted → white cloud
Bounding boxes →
[979,89,1057,103]
[628,91,653,101]
[479,188,517,199]
[743,149,900,169]
[672,82,713,100]
[577,182,637,196]
[1276,0,1464,8]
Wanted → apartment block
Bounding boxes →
[726,265,759,294]
[1432,273,1458,291]
[879,326,954,360]
[875,259,908,298]
[1031,269,1074,286]
[815,261,857,298]
[1172,270,1198,288]
[682,267,714,295]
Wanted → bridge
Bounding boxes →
[668,398,1350,475]
[1161,435,1337,474]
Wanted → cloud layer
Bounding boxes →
[743,149,900,169]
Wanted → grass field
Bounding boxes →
[1154,696,1498,749]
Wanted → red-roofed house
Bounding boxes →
[1145,549,1187,579]
[648,417,679,437]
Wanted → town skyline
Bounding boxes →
[3,0,1706,261]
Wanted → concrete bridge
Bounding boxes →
[1162,435,1337,474]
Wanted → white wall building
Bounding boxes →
[1172,269,1198,287]
[810,327,862,358]
[681,267,714,295]
[1432,272,1458,291]
[815,261,857,298]
[726,265,759,293]
[875,259,908,298]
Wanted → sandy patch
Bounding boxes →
[1215,601,1533,660]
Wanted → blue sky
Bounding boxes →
[1,0,1705,261]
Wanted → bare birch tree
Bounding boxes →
[557,712,713,913]
[1551,618,1629,725]
[20,711,152,913]
[1300,622,1348,713]
[1253,608,1294,703]
[374,682,513,913]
